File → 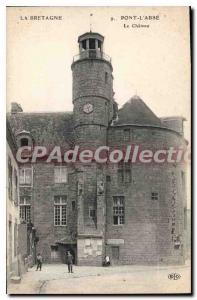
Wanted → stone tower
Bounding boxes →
[71,32,114,265]
[71,32,114,148]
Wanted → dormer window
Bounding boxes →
[20,137,29,147]
[16,130,33,149]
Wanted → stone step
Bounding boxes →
[10,276,21,284]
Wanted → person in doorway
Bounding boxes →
[103,255,110,266]
[67,251,74,273]
[36,253,43,271]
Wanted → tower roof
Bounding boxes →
[78,32,104,43]
[114,95,161,126]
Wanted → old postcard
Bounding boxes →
[6,6,191,294]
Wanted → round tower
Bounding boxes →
[71,32,114,266]
[71,32,114,148]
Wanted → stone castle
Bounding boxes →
[8,32,187,265]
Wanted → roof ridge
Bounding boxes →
[7,111,73,115]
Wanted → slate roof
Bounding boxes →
[114,95,161,127]
[7,112,74,147]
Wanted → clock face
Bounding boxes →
[83,103,93,114]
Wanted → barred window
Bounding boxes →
[118,163,131,184]
[113,196,125,225]
[19,168,32,185]
[54,166,67,183]
[19,196,31,223]
[54,196,67,226]
[151,192,159,200]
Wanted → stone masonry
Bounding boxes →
[7,31,188,266]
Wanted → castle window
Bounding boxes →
[151,192,159,200]
[125,169,131,183]
[54,196,67,226]
[106,175,111,182]
[118,163,131,184]
[89,207,96,218]
[72,201,76,211]
[20,196,31,223]
[16,131,33,149]
[54,166,67,183]
[20,137,29,147]
[124,129,130,142]
[19,167,32,186]
[105,72,109,84]
[118,169,124,183]
[113,196,125,225]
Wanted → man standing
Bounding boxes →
[67,251,74,273]
[36,253,43,271]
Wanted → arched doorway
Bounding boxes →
[56,243,77,264]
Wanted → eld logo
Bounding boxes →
[168,273,181,280]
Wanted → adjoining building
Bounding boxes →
[7,121,21,280]
[6,121,29,282]
[7,121,39,285]
[7,32,188,266]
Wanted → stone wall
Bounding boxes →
[105,126,187,265]
[19,162,78,263]
[72,59,113,101]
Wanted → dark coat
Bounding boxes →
[67,254,73,264]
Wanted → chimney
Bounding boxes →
[11,102,23,114]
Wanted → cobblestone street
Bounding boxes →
[8,262,191,294]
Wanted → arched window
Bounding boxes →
[16,130,33,149]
